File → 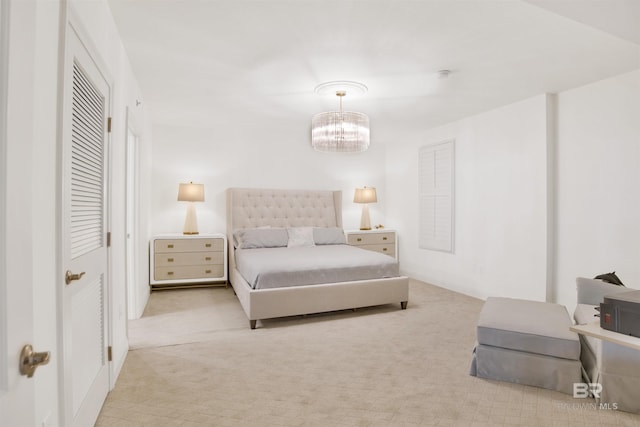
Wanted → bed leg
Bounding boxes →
[250,320,257,329]
[401,301,408,310]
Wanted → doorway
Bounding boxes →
[125,110,140,319]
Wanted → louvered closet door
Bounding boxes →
[61,24,110,427]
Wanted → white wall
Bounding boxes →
[150,120,389,236]
[387,95,550,302]
[386,70,640,312]
[554,70,640,310]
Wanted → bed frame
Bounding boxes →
[226,188,409,329]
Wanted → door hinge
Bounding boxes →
[107,346,113,362]
[106,232,111,247]
[107,117,112,133]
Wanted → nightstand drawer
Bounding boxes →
[154,265,225,281]
[154,251,224,267]
[358,244,396,257]
[154,238,224,253]
[347,232,395,246]
[345,230,397,260]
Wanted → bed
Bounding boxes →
[226,188,409,329]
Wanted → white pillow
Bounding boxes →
[287,227,315,248]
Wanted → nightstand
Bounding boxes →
[345,229,397,259]
[150,233,227,290]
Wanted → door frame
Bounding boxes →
[0,0,9,397]
[125,108,140,320]
[57,10,113,426]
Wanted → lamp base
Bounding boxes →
[359,204,372,231]
[183,202,199,235]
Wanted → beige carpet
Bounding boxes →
[97,280,640,426]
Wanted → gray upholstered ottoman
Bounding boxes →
[470,297,583,395]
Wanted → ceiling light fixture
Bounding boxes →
[311,81,370,153]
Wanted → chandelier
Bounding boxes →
[311,81,370,153]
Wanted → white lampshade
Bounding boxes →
[177,182,204,235]
[354,187,377,204]
[177,183,204,202]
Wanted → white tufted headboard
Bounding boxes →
[226,188,343,234]
[226,188,343,276]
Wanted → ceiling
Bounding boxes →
[108,0,640,134]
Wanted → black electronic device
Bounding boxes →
[600,290,640,337]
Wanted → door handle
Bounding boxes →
[20,344,50,378]
[65,270,86,285]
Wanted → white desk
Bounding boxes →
[570,321,640,351]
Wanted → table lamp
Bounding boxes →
[177,182,204,235]
[353,187,377,230]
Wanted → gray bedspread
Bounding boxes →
[235,244,400,290]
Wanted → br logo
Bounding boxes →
[573,383,602,398]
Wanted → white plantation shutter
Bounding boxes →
[419,140,454,252]
[70,62,105,259]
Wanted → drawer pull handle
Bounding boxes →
[382,237,388,240]
[205,243,212,248]
[167,258,174,262]
[167,244,174,249]
[167,271,174,275]
[383,248,388,251]
[205,257,211,261]
[356,238,362,242]
[205,269,212,274]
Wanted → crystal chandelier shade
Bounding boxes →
[311,110,370,153]
[311,83,370,153]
